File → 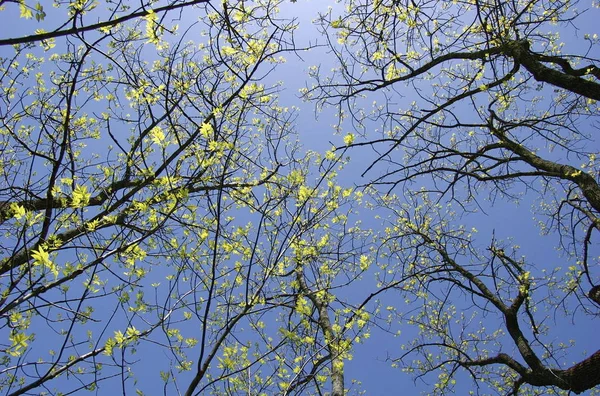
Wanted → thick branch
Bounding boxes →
[505,40,600,101]
[503,310,544,372]
[460,350,600,394]
[0,178,136,225]
[552,350,600,394]
[491,123,600,214]
[0,1,210,46]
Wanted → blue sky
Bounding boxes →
[1,1,599,395]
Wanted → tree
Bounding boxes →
[0,1,376,395]
[308,0,600,394]
[5,0,600,395]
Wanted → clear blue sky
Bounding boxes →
[1,1,598,395]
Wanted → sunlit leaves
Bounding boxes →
[149,125,167,146]
[10,203,26,220]
[31,245,59,277]
[307,1,600,390]
[199,122,213,138]
[71,184,91,207]
[8,331,31,357]
[18,1,34,19]
[343,133,354,145]
[0,0,323,394]
[143,9,161,45]
[359,255,370,271]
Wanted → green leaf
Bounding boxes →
[19,1,33,19]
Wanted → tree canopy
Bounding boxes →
[0,0,599,395]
